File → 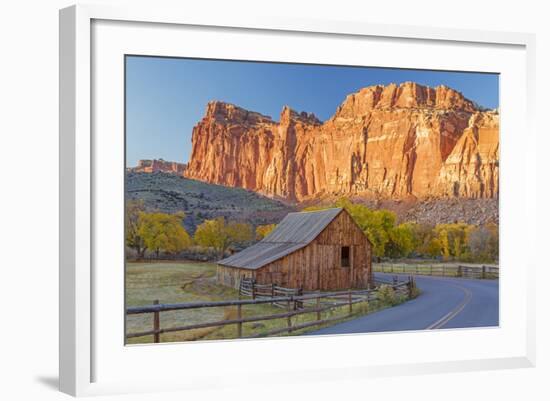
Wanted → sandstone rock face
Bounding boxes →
[184,82,499,202]
[434,112,499,198]
[130,159,187,175]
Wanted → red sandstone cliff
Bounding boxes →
[184,82,499,202]
[130,159,187,175]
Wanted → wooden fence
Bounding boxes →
[126,277,415,343]
[373,263,499,279]
[239,278,303,308]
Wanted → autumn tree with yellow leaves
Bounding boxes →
[194,217,253,258]
[137,211,192,258]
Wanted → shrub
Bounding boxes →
[409,285,421,299]
[377,284,399,306]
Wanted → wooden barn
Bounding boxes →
[217,208,373,291]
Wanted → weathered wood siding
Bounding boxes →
[253,211,372,290]
[217,265,255,289]
[217,210,372,290]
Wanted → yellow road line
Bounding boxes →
[375,273,475,330]
[426,283,473,330]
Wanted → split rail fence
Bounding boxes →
[373,263,499,279]
[126,277,415,343]
[239,278,304,308]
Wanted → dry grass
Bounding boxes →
[126,261,392,344]
[125,261,239,343]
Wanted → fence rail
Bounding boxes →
[126,277,415,342]
[239,278,303,308]
[373,263,498,279]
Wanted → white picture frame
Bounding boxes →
[59,4,536,397]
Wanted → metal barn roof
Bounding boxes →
[218,208,343,270]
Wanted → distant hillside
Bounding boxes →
[351,197,499,226]
[128,159,187,174]
[126,172,295,233]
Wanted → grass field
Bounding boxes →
[126,261,395,344]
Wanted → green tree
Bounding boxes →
[485,223,499,261]
[344,203,396,258]
[194,218,253,258]
[426,237,443,257]
[226,221,254,244]
[386,223,415,258]
[138,212,192,258]
[303,197,396,257]
[194,218,228,256]
[300,198,496,262]
[409,223,436,255]
[125,199,146,257]
[434,223,474,260]
[438,228,451,260]
[255,223,277,240]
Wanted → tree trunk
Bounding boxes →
[135,245,142,259]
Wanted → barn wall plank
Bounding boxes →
[218,210,372,290]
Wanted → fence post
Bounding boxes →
[482,265,487,279]
[430,265,433,275]
[153,299,160,344]
[252,282,256,300]
[348,290,353,315]
[296,288,303,310]
[408,276,414,298]
[316,295,321,321]
[236,304,242,338]
[457,265,462,277]
[286,299,292,333]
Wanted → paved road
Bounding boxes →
[308,273,499,335]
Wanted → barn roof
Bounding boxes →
[218,208,343,270]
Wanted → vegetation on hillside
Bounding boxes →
[304,198,498,263]
[126,172,293,232]
[125,200,256,259]
[125,200,193,258]
[126,194,498,263]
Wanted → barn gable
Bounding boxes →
[217,207,373,290]
[218,208,343,270]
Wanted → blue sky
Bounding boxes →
[126,56,499,166]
